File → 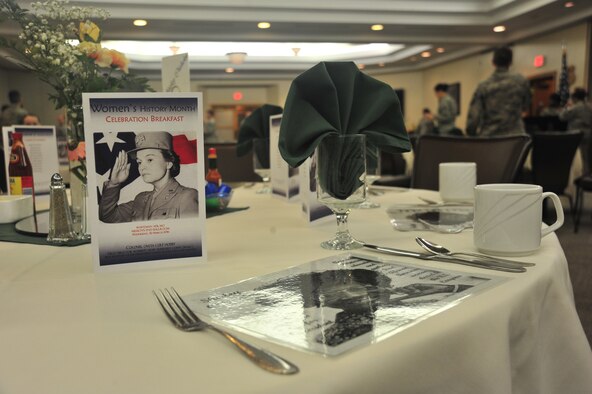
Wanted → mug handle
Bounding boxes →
[541,192,564,237]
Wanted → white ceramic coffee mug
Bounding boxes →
[439,162,476,202]
[473,184,564,256]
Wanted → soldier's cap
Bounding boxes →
[128,132,173,158]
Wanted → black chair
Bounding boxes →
[373,150,411,188]
[574,174,592,232]
[411,134,532,190]
[531,131,582,218]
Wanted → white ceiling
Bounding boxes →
[2,0,592,80]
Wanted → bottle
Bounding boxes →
[8,132,34,195]
[205,147,222,187]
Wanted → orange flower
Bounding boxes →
[68,141,86,161]
[109,49,129,73]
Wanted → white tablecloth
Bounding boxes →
[1,186,591,394]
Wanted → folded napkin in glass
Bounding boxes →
[278,61,411,168]
[387,204,474,233]
[236,104,283,158]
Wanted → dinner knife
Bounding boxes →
[362,243,527,273]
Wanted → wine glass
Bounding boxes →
[358,144,381,209]
[315,134,367,250]
[252,138,271,194]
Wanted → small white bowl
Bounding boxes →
[0,195,34,224]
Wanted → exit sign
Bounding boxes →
[534,55,545,68]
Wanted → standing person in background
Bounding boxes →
[204,109,217,142]
[432,83,458,135]
[0,90,28,126]
[560,88,592,174]
[466,47,531,136]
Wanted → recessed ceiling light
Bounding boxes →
[378,62,385,67]
[564,2,575,7]
[493,25,506,33]
[420,51,431,58]
[371,24,384,31]
[358,63,365,69]
[225,67,235,73]
[436,47,445,53]
[258,22,271,29]
[133,19,147,27]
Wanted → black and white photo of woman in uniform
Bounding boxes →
[99,131,199,223]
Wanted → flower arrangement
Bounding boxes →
[0,0,152,182]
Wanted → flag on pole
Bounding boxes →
[558,43,570,106]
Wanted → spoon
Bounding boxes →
[415,237,535,267]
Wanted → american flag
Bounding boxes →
[93,131,198,203]
[558,44,570,107]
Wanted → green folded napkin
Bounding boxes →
[279,61,410,168]
[236,104,283,157]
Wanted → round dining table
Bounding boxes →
[1,185,591,394]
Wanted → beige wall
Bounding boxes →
[1,22,588,135]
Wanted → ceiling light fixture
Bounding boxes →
[226,52,247,65]
[292,48,301,56]
[420,51,431,58]
[169,44,180,54]
[133,19,147,27]
[257,22,271,29]
[378,62,385,67]
[564,1,575,7]
[436,47,445,53]
[493,25,506,33]
[358,63,365,69]
[371,24,384,31]
[225,67,235,73]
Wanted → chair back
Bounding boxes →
[412,135,532,190]
[531,130,583,195]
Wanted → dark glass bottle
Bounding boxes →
[8,132,34,195]
[205,147,222,187]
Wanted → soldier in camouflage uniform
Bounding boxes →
[560,88,592,174]
[432,83,458,135]
[466,47,531,136]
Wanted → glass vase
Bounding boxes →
[66,106,90,240]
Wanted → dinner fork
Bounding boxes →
[153,288,299,375]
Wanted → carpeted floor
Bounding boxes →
[554,196,592,347]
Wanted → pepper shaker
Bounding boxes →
[47,173,76,243]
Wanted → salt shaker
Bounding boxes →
[47,173,76,243]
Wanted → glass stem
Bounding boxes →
[334,210,350,237]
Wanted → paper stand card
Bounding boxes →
[83,92,206,269]
[162,53,190,92]
[270,115,299,200]
[186,254,507,356]
[299,157,332,223]
[2,125,60,194]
